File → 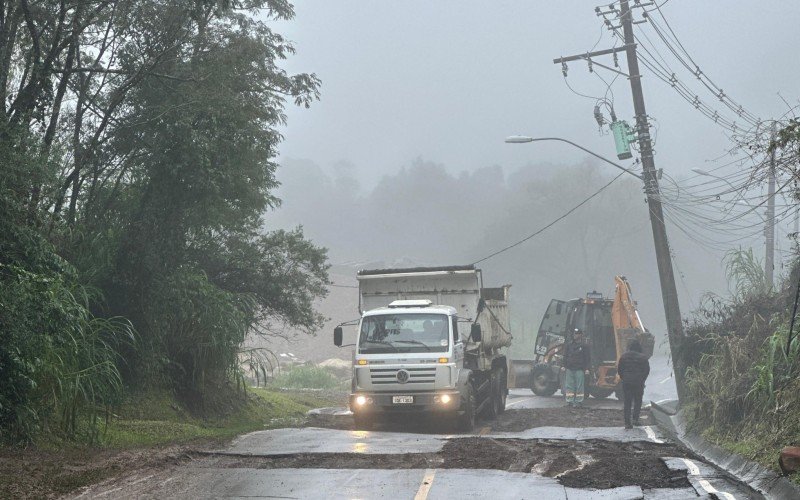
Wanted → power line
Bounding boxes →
[647,2,761,124]
[471,171,627,264]
[596,3,767,139]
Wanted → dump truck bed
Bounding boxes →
[357,265,512,350]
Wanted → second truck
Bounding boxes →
[334,265,511,431]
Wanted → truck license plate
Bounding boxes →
[392,396,414,404]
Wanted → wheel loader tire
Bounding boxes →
[531,364,558,397]
[615,385,625,401]
[590,387,615,399]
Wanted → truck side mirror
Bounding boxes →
[334,326,343,347]
[470,323,482,343]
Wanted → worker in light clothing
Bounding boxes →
[617,339,650,429]
[561,329,591,407]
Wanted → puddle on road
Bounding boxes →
[199,438,692,490]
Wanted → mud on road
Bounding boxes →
[491,407,653,432]
[307,407,653,434]
[199,437,692,490]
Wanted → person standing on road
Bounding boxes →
[561,329,591,408]
[617,339,650,429]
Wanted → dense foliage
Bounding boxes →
[0,0,328,441]
[682,249,800,472]
[653,114,800,476]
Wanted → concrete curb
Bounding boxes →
[650,399,800,500]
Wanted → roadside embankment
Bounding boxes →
[652,400,800,499]
[677,256,800,491]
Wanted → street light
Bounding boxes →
[690,168,740,193]
[504,135,642,180]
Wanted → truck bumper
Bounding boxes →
[349,390,462,415]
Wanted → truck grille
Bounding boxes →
[369,367,437,385]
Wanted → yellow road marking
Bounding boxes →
[414,469,436,500]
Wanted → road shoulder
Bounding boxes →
[651,400,800,499]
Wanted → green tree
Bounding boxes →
[1,0,328,436]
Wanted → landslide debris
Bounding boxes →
[200,438,692,490]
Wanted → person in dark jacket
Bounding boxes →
[561,329,591,407]
[617,339,650,429]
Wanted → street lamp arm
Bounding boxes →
[691,168,754,209]
[505,136,643,180]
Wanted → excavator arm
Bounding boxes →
[611,276,654,360]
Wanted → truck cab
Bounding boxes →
[346,300,469,428]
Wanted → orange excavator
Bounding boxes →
[509,276,654,399]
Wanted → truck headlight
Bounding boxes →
[355,395,367,406]
[434,394,452,404]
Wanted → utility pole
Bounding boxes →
[553,0,687,401]
[794,207,799,254]
[766,123,776,289]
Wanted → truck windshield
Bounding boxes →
[359,313,449,353]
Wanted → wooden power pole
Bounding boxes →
[553,0,687,401]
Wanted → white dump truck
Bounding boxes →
[333,265,512,431]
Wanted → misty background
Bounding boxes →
[260,1,800,364]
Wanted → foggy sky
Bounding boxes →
[273,1,800,187]
[263,1,800,343]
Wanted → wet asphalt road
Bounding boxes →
[74,381,761,499]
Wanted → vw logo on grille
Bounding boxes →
[396,369,410,384]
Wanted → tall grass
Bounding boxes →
[724,247,770,301]
[0,264,134,442]
[749,324,800,408]
[145,268,257,409]
[683,250,800,471]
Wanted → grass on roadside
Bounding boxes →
[702,429,800,486]
[100,386,344,448]
[0,387,346,499]
[268,364,348,391]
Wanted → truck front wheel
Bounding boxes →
[485,378,503,419]
[457,384,476,432]
[497,369,507,414]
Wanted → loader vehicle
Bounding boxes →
[510,276,654,399]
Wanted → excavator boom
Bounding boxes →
[611,276,654,360]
